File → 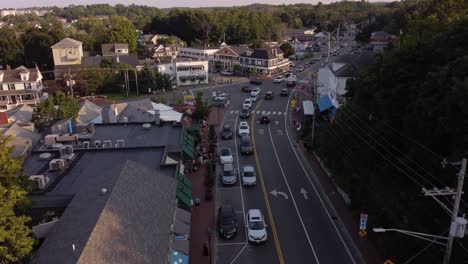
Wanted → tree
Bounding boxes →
[32,91,80,131]
[0,137,28,189]
[139,63,157,93]
[233,64,241,74]
[0,184,33,264]
[193,91,210,121]
[0,28,24,68]
[55,91,80,120]
[280,42,294,58]
[107,16,137,53]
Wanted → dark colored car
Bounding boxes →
[218,205,238,238]
[260,115,270,124]
[221,125,233,140]
[241,85,253,92]
[250,79,262,85]
[280,89,289,96]
[240,135,253,155]
[265,91,273,100]
[239,108,251,118]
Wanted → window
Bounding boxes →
[24,83,32,90]
[8,84,15,90]
[257,60,262,66]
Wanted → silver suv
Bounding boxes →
[222,163,236,185]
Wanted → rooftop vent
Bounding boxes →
[39,153,52,160]
[100,188,107,195]
[142,123,151,129]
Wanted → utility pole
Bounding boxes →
[134,69,139,96]
[66,68,75,97]
[443,158,466,264]
[423,158,467,264]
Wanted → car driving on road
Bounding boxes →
[241,165,257,186]
[218,205,238,238]
[264,91,273,100]
[221,163,236,185]
[280,88,289,96]
[240,135,253,155]
[238,121,250,137]
[221,125,233,140]
[260,115,270,124]
[243,98,253,109]
[273,76,284,83]
[247,209,267,243]
[250,92,259,102]
[219,148,233,164]
[239,108,251,118]
[251,87,261,96]
[241,85,253,92]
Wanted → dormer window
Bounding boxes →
[20,70,30,81]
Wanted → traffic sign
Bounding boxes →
[358,229,367,237]
[359,213,368,230]
[291,99,296,108]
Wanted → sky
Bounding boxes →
[3,0,394,9]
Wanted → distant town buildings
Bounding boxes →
[0,8,50,17]
[286,28,316,41]
[369,31,396,52]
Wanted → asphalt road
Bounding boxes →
[212,59,362,264]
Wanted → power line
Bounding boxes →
[402,231,447,264]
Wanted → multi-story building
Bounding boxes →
[178,46,219,61]
[213,45,250,71]
[156,58,209,86]
[153,45,179,58]
[0,66,45,108]
[285,28,316,41]
[239,47,290,76]
[51,38,83,78]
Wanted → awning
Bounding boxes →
[303,100,314,116]
[178,181,192,198]
[177,189,192,209]
[170,250,189,264]
[182,145,193,158]
[178,173,192,189]
[318,96,334,112]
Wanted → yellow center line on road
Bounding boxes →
[250,99,285,264]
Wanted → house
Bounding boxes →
[77,100,102,124]
[150,34,169,44]
[317,51,376,108]
[213,45,250,71]
[156,58,209,87]
[239,47,290,76]
[286,28,316,41]
[370,31,395,52]
[101,99,183,123]
[101,43,129,57]
[51,38,83,78]
[153,45,179,58]
[56,17,67,23]
[0,66,45,107]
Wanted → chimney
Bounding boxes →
[154,110,160,125]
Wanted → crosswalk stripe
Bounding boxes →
[273,111,277,115]
[234,110,239,114]
[230,110,234,114]
[266,111,271,115]
[256,111,260,114]
[262,111,265,115]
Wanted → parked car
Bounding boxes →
[243,98,253,109]
[280,89,289,96]
[221,70,234,76]
[250,79,262,85]
[251,87,261,96]
[285,73,292,78]
[221,125,233,140]
[222,163,236,185]
[241,85,253,92]
[264,91,273,100]
[241,165,257,186]
[260,115,270,125]
[298,66,304,72]
[273,76,284,83]
[239,108,251,118]
[218,205,238,238]
[238,121,250,137]
[247,209,267,243]
[219,148,233,164]
[240,135,253,155]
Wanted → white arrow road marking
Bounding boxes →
[270,189,288,199]
[300,188,309,200]
[276,130,283,135]
[274,121,279,126]
[258,129,264,135]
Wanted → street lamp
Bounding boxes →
[372,227,448,246]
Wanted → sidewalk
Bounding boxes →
[292,92,382,264]
[187,107,226,264]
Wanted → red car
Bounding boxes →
[241,86,253,92]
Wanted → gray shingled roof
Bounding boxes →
[0,66,40,84]
[101,43,129,56]
[77,100,102,124]
[241,48,282,60]
[51,38,82,49]
[31,160,178,264]
[331,51,376,77]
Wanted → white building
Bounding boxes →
[0,66,45,108]
[178,47,219,61]
[157,58,209,86]
[317,52,376,108]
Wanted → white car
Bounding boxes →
[243,98,252,109]
[273,76,284,83]
[238,122,250,137]
[250,92,258,102]
[247,209,267,243]
[241,165,257,186]
[219,148,233,164]
[212,91,227,101]
[251,87,261,96]
[221,70,234,76]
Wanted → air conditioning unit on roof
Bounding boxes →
[29,175,50,190]
[49,159,65,171]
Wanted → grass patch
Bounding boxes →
[102,92,138,100]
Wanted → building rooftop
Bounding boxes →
[101,43,129,56]
[30,160,178,264]
[51,38,82,49]
[0,66,41,84]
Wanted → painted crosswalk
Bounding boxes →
[229,110,288,116]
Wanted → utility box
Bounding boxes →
[449,217,467,238]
